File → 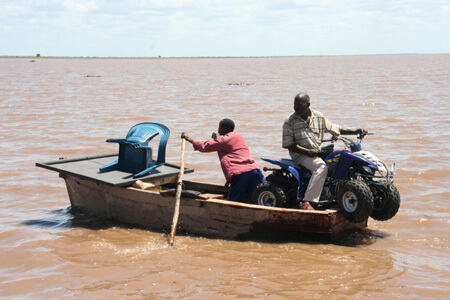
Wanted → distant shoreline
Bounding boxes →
[1,53,446,59]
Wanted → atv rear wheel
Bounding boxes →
[252,181,288,208]
[337,180,374,223]
[370,184,401,221]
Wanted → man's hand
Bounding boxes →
[356,128,367,135]
[181,132,193,143]
[288,143,319,157]
[211,132,218,139]
[306,149,320,157]
[341,128,367,135]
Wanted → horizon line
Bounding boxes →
[1,52,448,59]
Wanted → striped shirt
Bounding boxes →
[282,109,341,164]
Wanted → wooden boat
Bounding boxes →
[36,154,367,242]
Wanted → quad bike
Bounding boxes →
[252,132,400,223]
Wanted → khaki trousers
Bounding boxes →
[298,156,327,203]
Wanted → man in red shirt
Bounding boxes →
[181,119,265,203]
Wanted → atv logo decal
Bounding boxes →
[327,153,340,163]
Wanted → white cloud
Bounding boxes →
[62,0,98,13]
[0,0,448,56]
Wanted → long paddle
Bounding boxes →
[169,138,186,246]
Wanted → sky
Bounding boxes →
[1,0,449,57]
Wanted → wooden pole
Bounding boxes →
[169,138,186,246]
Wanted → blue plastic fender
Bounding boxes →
[324,150,377,180]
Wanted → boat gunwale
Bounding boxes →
[127,185,336,216]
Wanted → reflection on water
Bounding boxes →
[21,207,390,247]
[337,228,391,247]
[1,55,449,299]
[21,208,73,229]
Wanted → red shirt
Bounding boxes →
[192,132,259,183]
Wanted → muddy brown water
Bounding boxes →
[1,55,449,299]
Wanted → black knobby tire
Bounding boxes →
[337,180,374,223]
[370,184,401,221]
[251,181,288,208]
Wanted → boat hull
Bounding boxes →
[62,174,366,242]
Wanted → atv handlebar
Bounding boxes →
[321,136,339,143]
[322,131,373,143]
[357,130,373,140]
[322,132,373,152]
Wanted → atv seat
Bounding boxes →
[280,158,312,179]
[99,122,170,178]
[281,157,335,178]
[280,158,303,170]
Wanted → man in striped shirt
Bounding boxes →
[282,92,364,210]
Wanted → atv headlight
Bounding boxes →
[362,166,374,174]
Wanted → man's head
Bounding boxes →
[294,92,310,116]
[218,118,235,135]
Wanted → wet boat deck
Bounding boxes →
[36,153,194,187]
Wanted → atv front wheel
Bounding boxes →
[252,182,288,208]
[337,180,374,223]
[370,184,401,221]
